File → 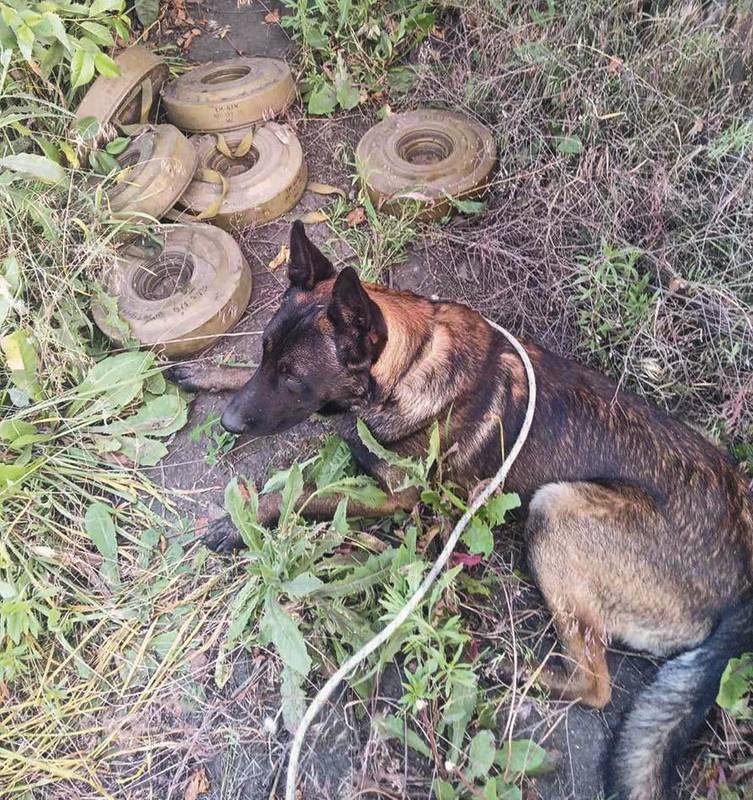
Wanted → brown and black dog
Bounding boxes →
[173,222,753,800]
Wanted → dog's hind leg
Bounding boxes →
[523,481,668,709]
[533,603,612,708]
[523,479,725,712]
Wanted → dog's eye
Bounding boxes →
[285,375,304,393]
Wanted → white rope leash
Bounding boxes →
[284,319,537,800]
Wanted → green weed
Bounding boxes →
[0,0,131,91]
[0,5,207,794]
[718,654,753,720]
[279,0,435,115]
[213,422,544,796]
[189,411,237,466]
[574,243,657,375]
[327,188,420,282]
[707,120,753,163]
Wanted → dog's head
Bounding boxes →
[220,222,387,436]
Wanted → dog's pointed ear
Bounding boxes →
[328,267,370,331]
[328,267,386,366]
[288,221,335,289]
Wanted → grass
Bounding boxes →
[3,0,753,798]
[409,0,753,448]
[0,14,218,796]
[326,190,421,283]
[279,0,436,115]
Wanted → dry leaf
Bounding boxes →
[298,210,329,224]
[346,206,366,227]
[307,181,346,198]
[30,545,58,560]
[264,8,281,23]
[430,25,445,39]
[689,117,704,137]
[417,523,441,554]
[268,245,290,271]
[668,276,689,293]
[0,682,9,704]
[350,531,387,552]
[606,56,623,76]
[100,450,134,468]
[187,649,208,674]
[184,767,210,800]
[178,28,202,49]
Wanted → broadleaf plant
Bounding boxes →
[217,427,540,792]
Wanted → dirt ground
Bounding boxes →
[149,6,674,800]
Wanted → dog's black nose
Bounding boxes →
[220,411,246,435]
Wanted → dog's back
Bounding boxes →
[355,285,753,576]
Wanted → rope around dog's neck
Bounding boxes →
[284,319,537,800]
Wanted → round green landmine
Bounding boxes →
[356,109,497,220]
[92,224,252,357]
[161,57,296,133]
[173,123,307,230]
[106,125,198,223]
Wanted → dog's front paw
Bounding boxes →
[166,363,254,393]
[203,514,244,553]
[165,364,203,392]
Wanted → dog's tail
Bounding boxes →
[608,592,753,800]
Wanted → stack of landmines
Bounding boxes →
[77,45,304,355]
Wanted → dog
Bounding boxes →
[172,221,753,800]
